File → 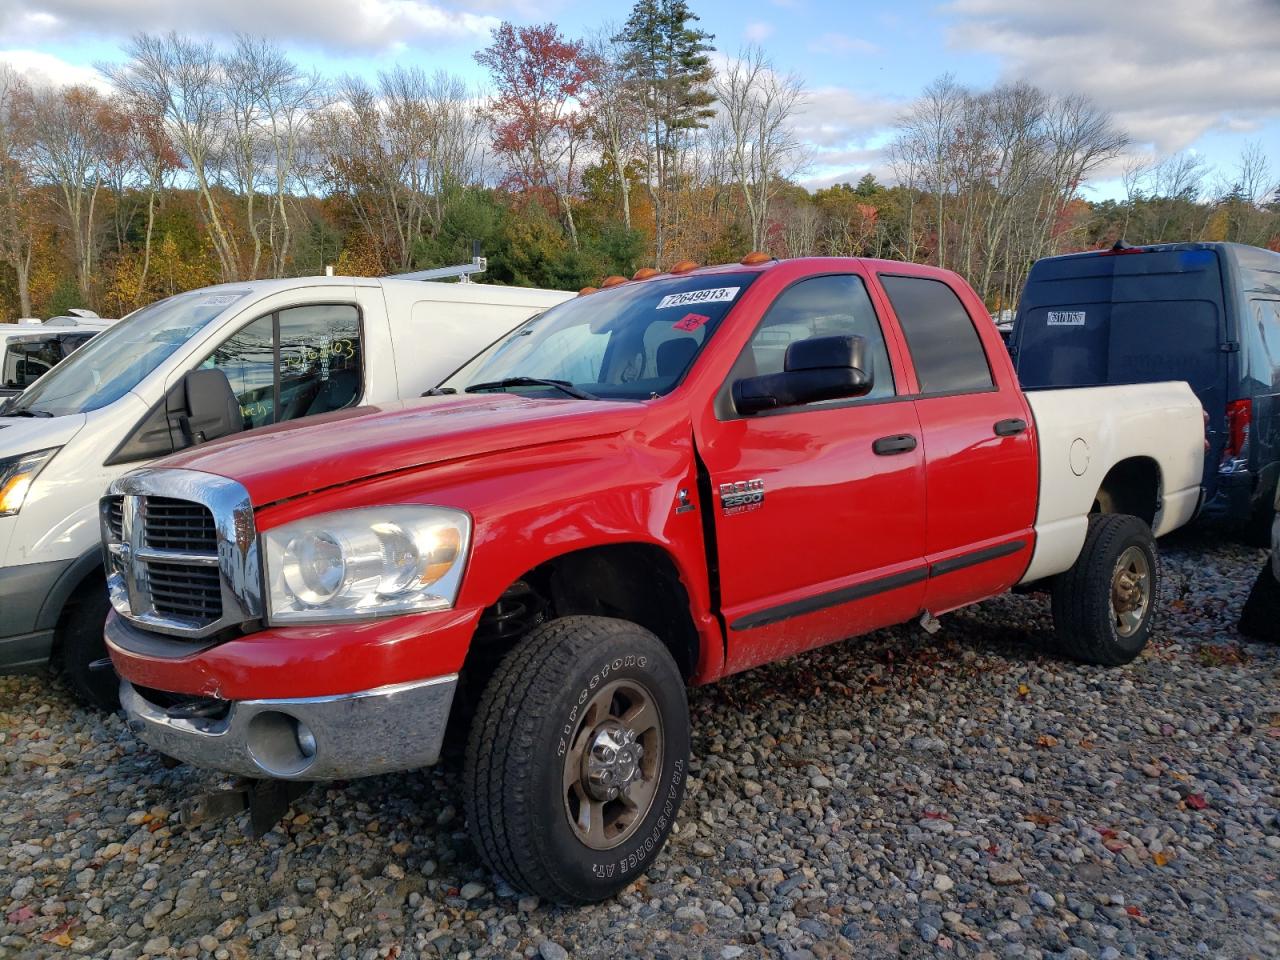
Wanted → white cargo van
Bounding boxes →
[0,274,573,706]
[1,318,117,400]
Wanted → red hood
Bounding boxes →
[158,394,648,505]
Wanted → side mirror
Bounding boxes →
[733,334,874,415]
[179,368,244,446]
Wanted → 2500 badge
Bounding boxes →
[719,478,764,515]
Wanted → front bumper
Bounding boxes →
[121,674,457,780]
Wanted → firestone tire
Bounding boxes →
[59,585,119,711]
[1239,562,1280,642]
[1051,514,1158,666]
[463,616,689,904]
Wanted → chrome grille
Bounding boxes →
[146,560,223,620]
[101,469,262,640]
[143,498,217,552]
[106,496,124,541]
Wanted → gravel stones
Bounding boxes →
[1,527,1277,958]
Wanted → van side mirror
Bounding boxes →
[179,368,244,446]
[732,334,874,415]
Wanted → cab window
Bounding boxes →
[738,274,896,404]
[201,304,362,429]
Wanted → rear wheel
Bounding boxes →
[464,616,689,904]
[1052,514,1158,666]
[59,583,118,710]
[1239,563,1280,642]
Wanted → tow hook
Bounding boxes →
[180,779,312,838]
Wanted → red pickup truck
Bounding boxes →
[102,256,1204,904]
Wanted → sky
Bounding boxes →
[2,0,1279,202]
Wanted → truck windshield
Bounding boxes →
[441,272,758,400]
[4,292,246,418]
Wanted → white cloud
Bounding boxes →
[807,32,879,55]
[0,49,112,92]
[946,0,1280,154]
[744,21,775,43]
[0,0,501,52]
[790,86,900,188]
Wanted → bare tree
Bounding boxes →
[106,32,241,281]
[585,29,644,230]
[0,66,39,317]
[24,85,112,303]
[712,46,808,250]
[318,68,485,271]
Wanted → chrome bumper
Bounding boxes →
[120,675,457,780]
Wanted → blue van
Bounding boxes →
[1010,242,1280,540]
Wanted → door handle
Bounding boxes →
[994,418,1027,437]
[873,434,918,455]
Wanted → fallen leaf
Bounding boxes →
[1185,794,1208,810]
[7,906,35,924]
[1036,734,1058,748]
[921,810,949,820]
[1153,851,1171,866]
[41,921,75,946]
[1017,683,1030,697]
[1125,905,1142,917]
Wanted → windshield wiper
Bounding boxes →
[3,408,53,417]
[465,377,599,401]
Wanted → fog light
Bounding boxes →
[246,710,318,777]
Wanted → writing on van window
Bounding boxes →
[279,337,357,373]
[656,286,740,309]
[1047,310,1086,327]
[198,294,243,307]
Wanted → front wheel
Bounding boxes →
[59,583,119,710]
[463,616,689,904]
[1052,514,1158,666]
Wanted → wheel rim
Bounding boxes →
[1110,545,1151,638]
[562,678,663,850]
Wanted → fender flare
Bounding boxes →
[36,547,104,637]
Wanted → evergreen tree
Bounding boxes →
[615,0,716,261]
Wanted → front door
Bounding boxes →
[694,272,928,676]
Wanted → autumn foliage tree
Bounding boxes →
[476,22,597,249]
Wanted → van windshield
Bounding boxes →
[4,292,246,417]
[440,272,758,401]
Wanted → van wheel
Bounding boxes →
[1052,514,1158,666]
[1239,563,1280,642]
[59,584,118,711]
[463,616,689,904]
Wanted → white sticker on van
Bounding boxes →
[656,287,741,310]
[1047,310,1086,327]
[198,294,243,307]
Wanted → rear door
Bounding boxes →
[876,272,1038,615]
[694,270,928,675]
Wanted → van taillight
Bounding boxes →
[1223,399,1252,461]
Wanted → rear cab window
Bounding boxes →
[879,275,994,395]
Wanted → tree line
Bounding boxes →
[1,0,1278,322]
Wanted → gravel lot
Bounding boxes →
[2,527,1278,960]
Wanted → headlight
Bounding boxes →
[0,448,60,517]
[263,505,471,624]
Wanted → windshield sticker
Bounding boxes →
[1046,310,1086,327]
[198,294,243,307]
[673,312,710,332]
[656,286,741,310]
